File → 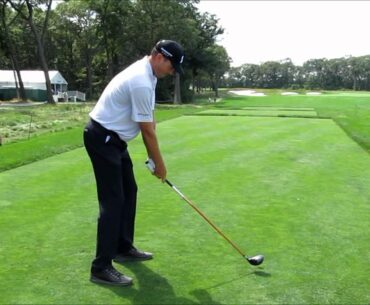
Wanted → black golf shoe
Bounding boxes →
[114,248,153,262]
[90,266,133,286]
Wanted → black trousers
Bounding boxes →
[83,119,137,271]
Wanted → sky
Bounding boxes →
[197,1,370,67]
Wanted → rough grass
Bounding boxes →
[0,104,202,172]
[0,103,92,144]
[0,103,203,145]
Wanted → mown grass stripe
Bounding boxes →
[197,109,318,118]
[243,107,315,111]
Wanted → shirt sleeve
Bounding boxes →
[131,87,154,122]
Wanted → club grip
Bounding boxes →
[145,159,155,173]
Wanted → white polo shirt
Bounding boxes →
[89,56,157,142]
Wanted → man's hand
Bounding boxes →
[145,158,167,181]
[153,160,167,181]
[140,121,167,181]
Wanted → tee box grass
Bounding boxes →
[0,98,369,304]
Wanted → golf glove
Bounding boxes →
[145,158,155,173]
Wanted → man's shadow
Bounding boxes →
[101,261,222,304]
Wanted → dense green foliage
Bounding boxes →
[0,0,230,102]
[226,56,370,90]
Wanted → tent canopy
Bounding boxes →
[0,70,68,90]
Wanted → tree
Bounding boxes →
[347,56,363,91]
[225,67,244,88]
[127,0,207,103]
[259,61,284,88]
[238,64,260,88]
[173,73,181,104]
[302,59,326,89]
[279,58,296,88]
[54,0,102,99]
[324,58,343,90]
[203,44,230,97]
[186,11,224,96]
[0,0,27,101]
[8,0,54,104]
[89,0,133,82]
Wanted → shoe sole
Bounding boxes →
[114,256,153,263]
[90,275,133,286]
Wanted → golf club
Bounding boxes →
[145,160,264,266]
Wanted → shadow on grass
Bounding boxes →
[99,262,223,304]
[201,268,272,290]
[253,270,272,277]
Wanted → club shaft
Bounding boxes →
[165,179,246,258]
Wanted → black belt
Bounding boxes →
[90,119,126,145]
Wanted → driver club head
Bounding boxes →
[246,254,264,266]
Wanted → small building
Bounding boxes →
[0,70,68,102]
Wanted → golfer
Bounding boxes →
[83,40,184,286]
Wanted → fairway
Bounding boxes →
[198,109,318,118]
[0,114,369,304]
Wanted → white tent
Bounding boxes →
[0,70,68,92]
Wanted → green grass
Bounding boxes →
[0,112,369,304]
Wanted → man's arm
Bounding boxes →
[139,121,166,181]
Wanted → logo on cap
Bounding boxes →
[160,47,173,58]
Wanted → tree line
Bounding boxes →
[0,0,231,103]
[225,56,370,91]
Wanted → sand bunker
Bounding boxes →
[281,92,322,96]
[281,92,299,96]
[229,90,266,96]
[229,90,322,97]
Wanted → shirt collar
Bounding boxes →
[144,56,157,79]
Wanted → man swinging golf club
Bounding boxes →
[84,40,184,286]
